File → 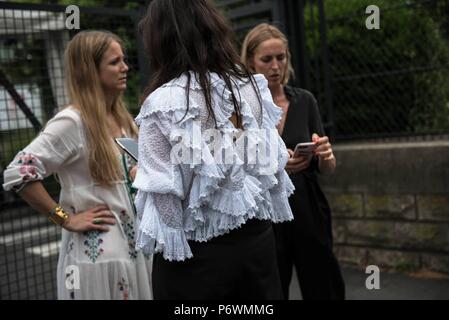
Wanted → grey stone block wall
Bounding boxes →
[320,140,449,274]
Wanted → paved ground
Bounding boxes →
[289,266,449,300]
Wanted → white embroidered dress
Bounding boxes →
[133,72,295,261]
[3,108,153,300]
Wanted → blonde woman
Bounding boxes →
[3,31,152,300]
[242,23,344,300]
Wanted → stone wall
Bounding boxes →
[319,140,449,274]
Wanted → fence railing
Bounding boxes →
[305,0,449,140]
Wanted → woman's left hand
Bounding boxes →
[312,133,334,161]
[312,133,336,174]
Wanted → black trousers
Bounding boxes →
[274,185,345,300]
[152,219,283,300]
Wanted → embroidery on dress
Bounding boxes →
[17,153,40,181]
[65,206,76,255]
[118,277,129,300]
[120,210,138,260]
[67,241,74,254]
[83,231,104,263]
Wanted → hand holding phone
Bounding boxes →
[293,142,317,157]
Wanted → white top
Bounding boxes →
[3,107,153,300]
[133,72,295,261]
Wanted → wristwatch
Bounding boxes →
[48,205,69,226]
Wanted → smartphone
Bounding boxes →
[115,138,138,161]
[293,142,317,157]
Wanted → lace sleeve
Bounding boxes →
[133,113,185,196]
[133,113,192,261]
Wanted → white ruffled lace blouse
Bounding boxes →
[133,72,294,261]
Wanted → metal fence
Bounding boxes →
[220,0,449,140]
[1,0,449,300]
[303,0,449,140]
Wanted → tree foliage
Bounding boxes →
[306,0,449,137]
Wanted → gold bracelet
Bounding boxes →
[48,205,69,226]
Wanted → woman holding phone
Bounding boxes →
[242,23,345,300]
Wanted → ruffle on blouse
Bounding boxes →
[133,161,185,198]
[135,191,193,261]
[134,71,294,261]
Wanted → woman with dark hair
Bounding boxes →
[133,0,294,299]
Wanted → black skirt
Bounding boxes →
[152,218,283,300]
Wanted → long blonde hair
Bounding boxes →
[64,30,138,186]
[241,23,294,85]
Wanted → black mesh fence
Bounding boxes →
[217,0,283,41]
[305,0,449,140]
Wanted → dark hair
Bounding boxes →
[138,0,260,128]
